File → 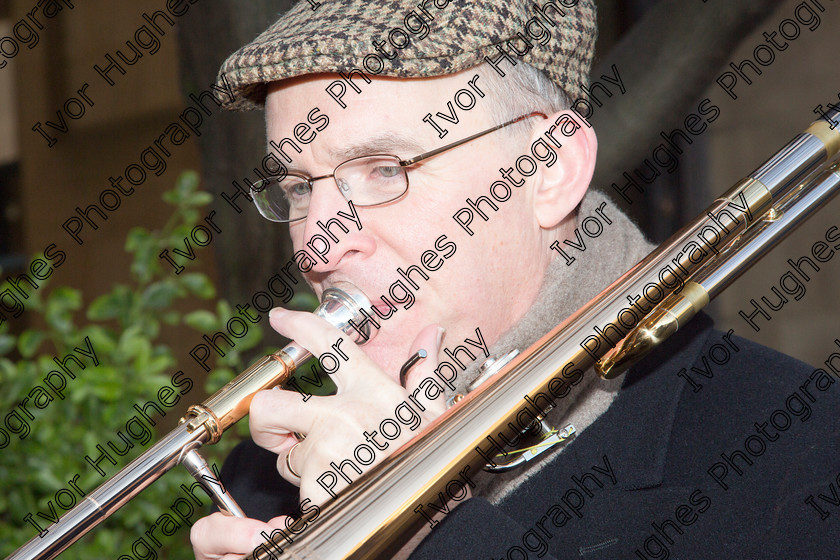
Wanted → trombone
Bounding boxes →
[8,108,840,560]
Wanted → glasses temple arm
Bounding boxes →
[400,112,547,166]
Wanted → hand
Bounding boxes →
[253,308,448,505]
[189,310,447,559]
[190,513,290,560]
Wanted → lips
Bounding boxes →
[318,279,398,321]
[371,300,393,315]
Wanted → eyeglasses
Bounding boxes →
[251,112,547,223]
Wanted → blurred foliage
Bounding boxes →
[0,172,265,558]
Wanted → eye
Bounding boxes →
[374,165,402,178]
[282,179,311,199]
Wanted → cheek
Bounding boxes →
[375,185,452,244]
[288,223,305,251]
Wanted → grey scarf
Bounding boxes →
[453,188,655,502]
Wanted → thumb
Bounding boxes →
[403,325,447,415]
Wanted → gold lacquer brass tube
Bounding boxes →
[6,283,375,560]
[240,113,840,560]
[9,111,840,560]
[188,352,298,444]
[597,281,710,378]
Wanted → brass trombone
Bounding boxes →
[8,108,840,560]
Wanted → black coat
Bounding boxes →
[219,314,840,559]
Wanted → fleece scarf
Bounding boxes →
[452,188,655,503]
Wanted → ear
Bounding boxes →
[529,110,598,229]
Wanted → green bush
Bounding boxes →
[0,172,265,559]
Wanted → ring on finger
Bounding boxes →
[286,441,303,479]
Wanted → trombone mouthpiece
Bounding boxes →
[318,281,377,345]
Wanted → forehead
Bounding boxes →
[265,72,493,162]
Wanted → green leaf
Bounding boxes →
[171,224,192,240]
[141,282,180,309]
[87,293,121,320]
[162,189,180,205]
[163,171,200,206]
[90,379,124,401]
[131,241,160,284]
[87,287,132,321]
[33,468,64,491]
[161,310,180,325]
[22,287,46,314]
[233,321,262,353]
[181,208,200,226]
[185,191,213,207]
[184,310,218,332]
[79,325,118,355]
[144,354,175,376]
[0,358,15,381]
[118,325,150,360]
[134,315,160,340]
[176,170,200,195]
[46,311,73,334]
[180,273,215,299]
[0,334,15,356]
[125,226,151,252]
[17,330,45,358]
[49,286,83,310]
[45,288,81,334]
[216,300,233,322]
[288,292,320,312]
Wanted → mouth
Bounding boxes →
[370,300,394,315]
[318,280,408,326]
[318,280,392,318]
[320,279,378,307]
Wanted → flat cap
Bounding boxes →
[218,0,597,110]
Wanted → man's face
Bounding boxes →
[265,70,557,379]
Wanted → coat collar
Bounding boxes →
[569,312,716,490]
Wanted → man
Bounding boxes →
[191,1,839,558]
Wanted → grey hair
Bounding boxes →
[476,62,584,218]
[476,61,573,139]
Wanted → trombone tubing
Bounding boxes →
[7,108,840,560]
[8,423,209,560]
[247,113,840,559]
[8,349,306,560]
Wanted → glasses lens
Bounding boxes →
[335,155,407,206]
[251,176,311,222]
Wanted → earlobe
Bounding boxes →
[531,110,598,229]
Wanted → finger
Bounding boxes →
[248,516,297,555]
[404,325,448,416]
[268,307,384,391]
[249,388,331,449]
[191,512,283,560]
[275,438,305,485]
[256,515,305,551]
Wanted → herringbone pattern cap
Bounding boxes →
[218,0,597,110]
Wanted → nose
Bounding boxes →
[296,177,374,273]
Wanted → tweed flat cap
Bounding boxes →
[218,0,597,111]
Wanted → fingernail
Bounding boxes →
[269,307,288,320]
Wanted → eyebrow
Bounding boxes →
[328,132,426,162]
